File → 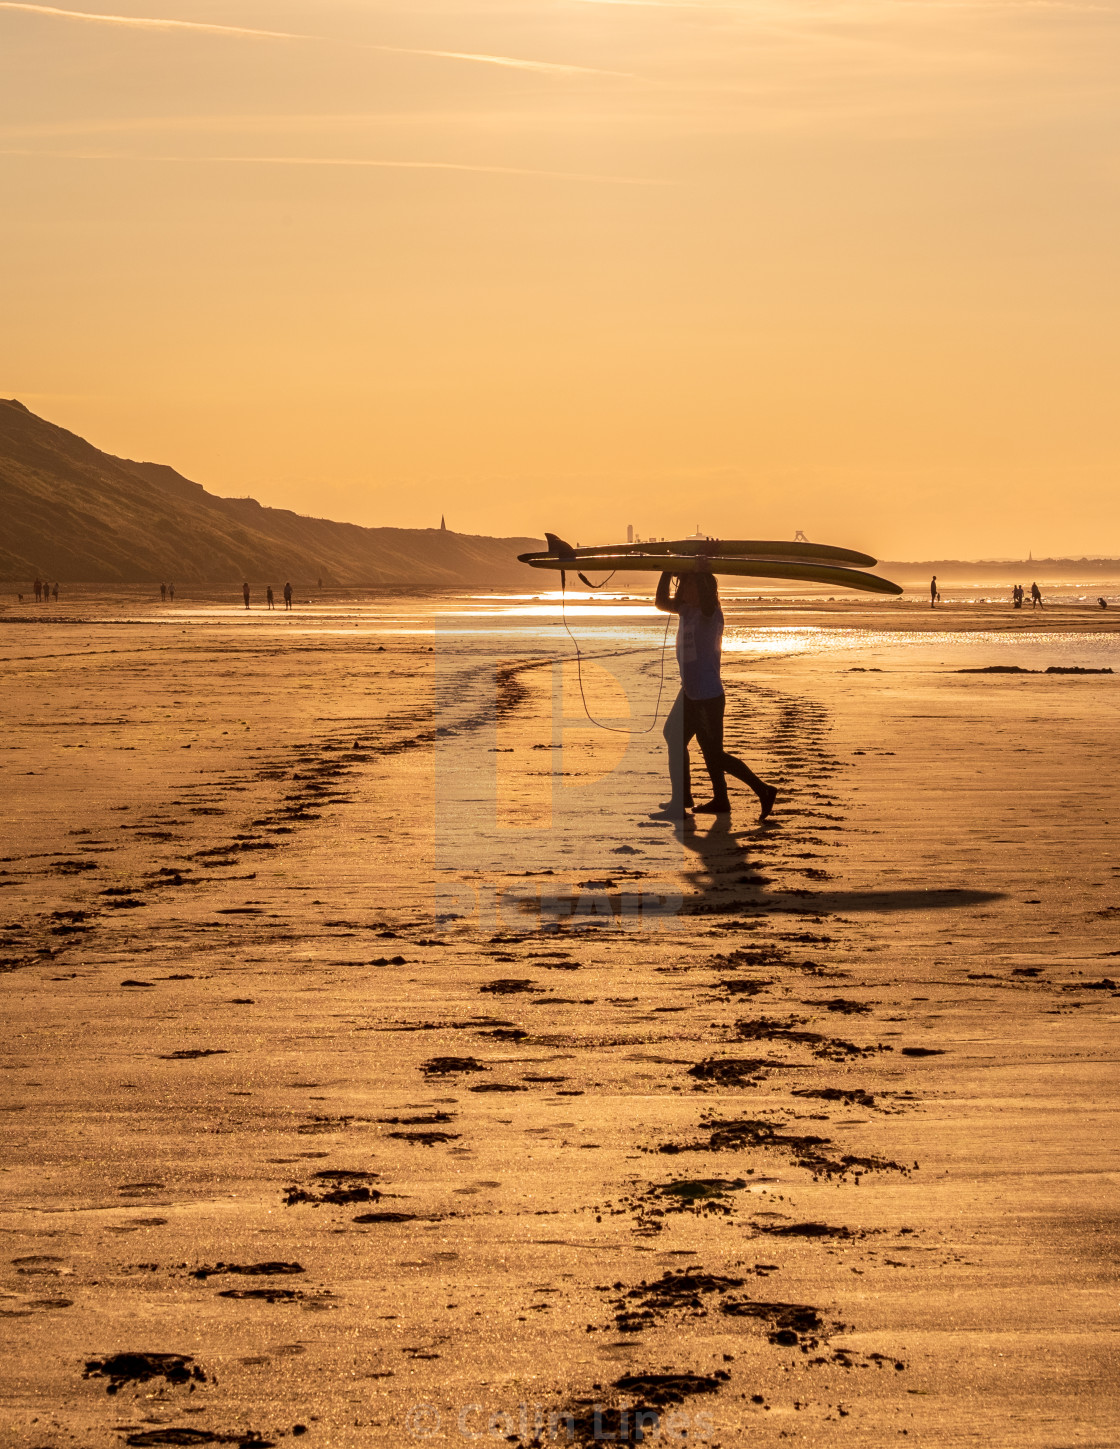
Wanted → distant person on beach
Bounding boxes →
[243,582,250,609]
[52,583,58,601]
[34,577,42,602]
[169,582,175,601]
[652,568,778,822]
[1012,584,1022,609]
[266,585,275,610]
[160,583,167,601]
[930,576,937,608]
[1099,598,1108,610]
[283,581,293,610]
[1031,582,1043,609]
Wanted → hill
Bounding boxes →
[0,399,543,587]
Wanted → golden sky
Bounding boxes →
[3,0,1119,557]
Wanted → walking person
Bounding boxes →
[651,568,777,821]
[33,577,42,603]
[1031,581,1043,609]
[283,581,293,611]
[160,583,167,601]
[930,575,938,609]
[266,585,275,610]
[242,582,250,610]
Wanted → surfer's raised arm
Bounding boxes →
[654,571,680,614]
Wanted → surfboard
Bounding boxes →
[524,534,879,569]
[521,553,902,596]
[518,536,901,596]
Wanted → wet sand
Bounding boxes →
[2,590,1119,1448]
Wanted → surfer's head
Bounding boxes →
[675,571,719,617]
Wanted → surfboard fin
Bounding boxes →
[545,531,577,558]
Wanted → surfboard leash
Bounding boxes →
[559,573,673,735]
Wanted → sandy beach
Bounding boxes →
[2,588,1118,1449]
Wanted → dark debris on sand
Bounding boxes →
[217,1287,305,1303]
[123,1430,278,1447]
[655,1114,909,1181]
[687,1057,783,1086]
[792,1086,879,1108]
[751,1221,866,1240]
[523,1372,730,1446]
[421,1055,487,1076]
[284,1169,381,1207]
[83,1351,206,1395]
[599,1267,832,1351]
[191,1262,304,1280]
[735,1015,889,1060]
[595,1177,752,1233]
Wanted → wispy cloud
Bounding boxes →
[572,0,1109,10]
[0,3,630,75]
[375,45,629,77]
[0,1,306,37]
[0,148,667,185]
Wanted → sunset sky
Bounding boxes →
[3,0,1118,557]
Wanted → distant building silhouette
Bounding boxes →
[794,529,810,543]
[627,524,634,543]
[440,515,447,531]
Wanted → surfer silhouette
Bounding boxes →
[651,569,777,821]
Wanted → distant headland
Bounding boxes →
[3,399,1116,588]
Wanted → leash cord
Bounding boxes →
[560,574,673,735]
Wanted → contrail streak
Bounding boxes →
[0,1,306,37]
[0,149,667,184]
[381,46,628,76]
[0,3,630,75]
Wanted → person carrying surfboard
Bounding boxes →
[651,568,777,821]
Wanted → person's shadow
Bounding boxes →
[676,813,1003,915]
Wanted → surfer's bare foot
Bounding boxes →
[649,805,690,821]
[758,784,778,820]
[693,798,731,815]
